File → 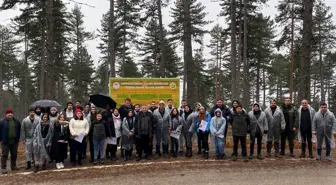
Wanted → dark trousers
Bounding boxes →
[136,135,151,157]
[170,137,179,153]
[233,136,247,157]
[83,139,87,157]
[197,132,202,152]
[56,142,67,163]
[1,142,18,169]
[300,129,312,153]
[89,136,95,162]
[224,123,228,144]
[199,131,209,151]
[70,139,85,164]
[111,137,120,157]
[281,129,295,153]
[250,132,262,155]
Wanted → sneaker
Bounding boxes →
[249,155,254,160]
[290,153,295,157]
[11,166,20,171]
[257,154,264,160]
[56,163,61,169]
[299,153,306,158]
[232,156,237,161]
[93,160,98,165]
[244,157,249,162]
[100,160,105,164]
[316,156,322,161]
[326,156,332,161]
[1,169,8,175]
[309,154,314,159]
[136,156,141,161]
[275,152,280,158]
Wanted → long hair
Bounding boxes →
[170,108,179,118]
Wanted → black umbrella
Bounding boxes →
[89,93,117,109]
[30,100,62,108]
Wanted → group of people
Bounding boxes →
[0,97,335,175]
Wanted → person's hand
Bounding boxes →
[84,133,88,136]
[169,129,172,135]
[293,127,297,132]
[128,132,133,137]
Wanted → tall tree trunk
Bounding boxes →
[236,0,243,97]
[122,0,127,77]
[24,32,29,111]
[230,0,237,100]
[0,33,3,103]
[290,1,295,101]
[256,60,260,104]
[40,24,46,99]
[157,0,165,78]
[298,0,314,101]
[183,0,194,103]
[318,23,325,103]
[46,0,55,99]
[242,0,249,108]
[109,0,116,77]
[262,65,266,108]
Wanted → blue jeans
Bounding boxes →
[214,137,225,156]
[93,139,105,160]
[317,132,332,156]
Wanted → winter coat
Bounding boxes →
[50,120,69,161]
[182,111,195,134]
[210,109,226,138]
[119,105,135,120]
[134,111,155,138]
[297,105,316,142]
[281,104,299,130]
[122,117,135,150]
[210,105,232,123]
[0,117,21,144]
[69,118,89,137]
[189,111,212,133]
[153,108,170,133]
[169,116,184,132]
[165,106,174,114]
[92,119,108,140]
[312,110,336,134]
[231,111,250,137]
[21,116,40,140]
[106,117,116,138]
[61,110,75,121]
[247,110,268,137]
[102,110,112,122]
[33,121,53,164]
[264,106,286,141]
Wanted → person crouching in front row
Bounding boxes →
[231,105,250,162]
[210,109,226,160]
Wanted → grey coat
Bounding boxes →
[312,110,336,134]
[247,111,268,137]
[297,105,316,141]
[122,117,135,150]
[33,121,53,165]
[153,108,170,132]
[21,116,40,140]
[182,112,195,134]
[169,116,184,132]
[264,106,286,142]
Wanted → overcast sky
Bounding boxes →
[1,0,335,65]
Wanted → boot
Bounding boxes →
[274,142,280,157]
[204,151,209,159]
[41,164,46,171]
[308,150,314,159]
[257,154,264,160]
[299,151,306,158]
[124,151,129,161]
[26,161,32,170]
[316,149,322,160]
[290,147,295,157]
[121,149,125,158]
[266,142,272,157]
[34,165,39,173]
[129,149,133,160]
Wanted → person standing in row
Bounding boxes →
[0,109,21,174]
[313,103,336,161]
[119,98,134,158]
[62,102,75,121]
[248,103,268,159]
[69,109,89,166]
[21,108,40,169]
[264,100,286,158]
[210,109,226,160]
[92,112,108,165]
[192,106,211,159]
[49,107,58,123]
[298,100,315,158]
[182,105,194,158]
[33,113,53,173]
[50,114,69,169]
[122,110,135,161]
[34,106,43,118]
[153,100,170,158]
[169,108,183,158]
[281,98,299,157]
[178,100,187,155]
[88,106,97,163]
[107,109,122,161]
[231,105,250,162]
[135,105,155,161]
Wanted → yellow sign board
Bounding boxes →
[109,78,180,107]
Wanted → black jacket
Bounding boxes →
[92,119,108,140]
[231,112,250,137]
[134,111,155,138]
[50,121,69,160]
[106,117,116,138]
[119,105,135,121]
[0,117,21,144]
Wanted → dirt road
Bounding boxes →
[1,156,335,185]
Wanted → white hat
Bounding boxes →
[159,100,165,105]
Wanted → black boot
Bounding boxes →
[205,151,209,159]
[266,141,272,157]
[34,165,39,173]
[26,161,32,170]
[129,149,133,160]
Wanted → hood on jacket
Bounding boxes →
[214,108,222,117]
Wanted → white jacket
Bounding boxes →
[69,118,89,136]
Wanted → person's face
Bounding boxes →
[59,115,65,121]
[236,107,242,113]
[29,111,35,117]
[76,112,83,118]
[181,101,187,107]
[67,104,73,110]
[216,111,221,117]
[167,100,173,106]
[185,106,190,112]
[75,102,81,107]
[125,100,131,106]
[320,105,328,113]
[271,101,277,107]
[42,115,48,122]
[128,111,133,117]
[150,102,156,108]
[113,109,119,115]
[284,99,291,105]
[141,106,147,112]
[217,100,223,107]
[106,105,111,111]
[200,108,205,114]
[253,105,259,112]
[85,105,90,111]
[135,105,140,111]
[301,100,308,109]
[159,103,165,109]
[91,107,96,114]
[172,109,178,115]
[233,101,238,108]
[36,108,41,113]
[96,114,102,121]
[50,109,57,115]
[6,113,13,119]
